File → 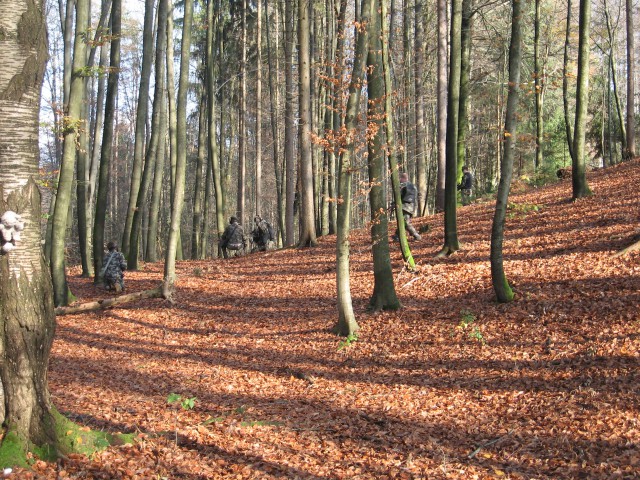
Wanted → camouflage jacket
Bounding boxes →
[102,251,127,281]
[220,222,244,249]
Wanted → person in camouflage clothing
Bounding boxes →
[219,216,245,258]
[251,215,274,252]
[102,241,127,292]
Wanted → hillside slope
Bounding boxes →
[32,160,640,478]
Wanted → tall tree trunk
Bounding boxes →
[284,0,296,245]
[562,0,575,162]
[122,0,155,258]
[237,0,247,225]
[51,0,90,306]
[191,92,207,259]
[438,0,462,257]
[334,0,373,337]
[255,0,263,216]
[533,0,543,170]
[626,0,636,158]
[381,0,415,269]
[572,0,592,199]
[131,0,167,269]
[0,0,65,462]
[146,95,167,262]
[265,0,285,244]
[93,0,121,281]
[367,0,400,312]
[298,0,317,247]
[207,0,225,256]
[163,0,193,298]
[413,0,427,215]
[490,0,524,303]
[603,3,626,157]
[458,0,472,180]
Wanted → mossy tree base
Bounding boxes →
[0,408,134,469]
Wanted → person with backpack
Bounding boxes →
[101,241,127,292]
[251,215,275,252]
[457,165,473,206]
[392,172,421,241]
[219,216,245,258]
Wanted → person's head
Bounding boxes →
[229,216,238,225]
[254,215,261,224]
[400,172,409,183]
[462,165,469,172]
[107,241,118,251]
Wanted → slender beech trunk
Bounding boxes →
[298,0,317,247]
[206,0,225,256]
[367,0,400,312]
[572,0,592,199]
[146,95,167,262]
[458,0,472,180]
[255,0,263,216]
[284,0,296,245]
[533,0,543,170]
[163,0,193,297]
[131,0,167,269]
[490,0,524,303]
[93,0,121,280]
[438,0,462,257]
[334,0,373,337]
[562,0,575,162]
[414,0,427,215]
[626,0,636,158]
[381,0,415,269]
[237,0,247,224]
[265,0,285,244]
[436,0,447,212]
[122,0,155,258]
[191,92,207,259]
[603,3,626,155]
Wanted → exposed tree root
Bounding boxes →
[55,285,165,316]
[613,238,640,257]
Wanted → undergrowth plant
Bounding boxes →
[337,333,358,351]
[454,310,486,345]
[167,394,197,446]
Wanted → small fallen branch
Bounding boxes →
[55,285,166,316]
[467,430,513,459]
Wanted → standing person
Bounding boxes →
[251,215,275,252]
[394,172,422,241]
[458,165,473,205]
[219,216,245,258]
[101,242,127,292]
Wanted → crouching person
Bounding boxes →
[102,241,127,292]
[219,216,245,258]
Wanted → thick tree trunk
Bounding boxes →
[367,1,401,312]
[255,0,263,216]
[490,0,524,303]
[572,0,592,199]
[0,0,60,464]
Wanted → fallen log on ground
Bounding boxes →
[55,285,166,316]
[613,239,640,258]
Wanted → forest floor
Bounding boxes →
[21,160,640,479]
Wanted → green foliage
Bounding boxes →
[454,310,486,345]
[337,332,358,351]
[167,393,197,410]
[507,201,543,218]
